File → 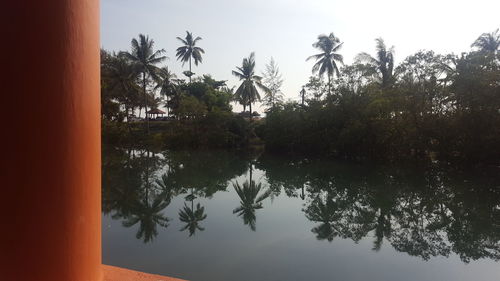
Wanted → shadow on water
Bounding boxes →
[102,145,500,263]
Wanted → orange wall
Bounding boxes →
[1,1,101,281]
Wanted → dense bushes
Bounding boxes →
[103,111,251,150]
[162,111,250,149]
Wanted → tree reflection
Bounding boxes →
[232,179,271,231]
[103,147,249,240]
[260,156,500,262]
[232,163,272,231]
[102,145,500,262]
[121,191,172,243]
[305,195,341,241]
[179,202,207,236]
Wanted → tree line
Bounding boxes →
[263,29,500,163]
[102,28,500,162]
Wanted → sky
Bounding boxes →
[101,0,499,112]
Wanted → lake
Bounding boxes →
[102,146,500,281]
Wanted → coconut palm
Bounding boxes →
[355,38,395,87]
[179,203,207,237]
[471,28,500,54]
[232,52,270,119]
[176,31,205,82]
[120,34,167,133]
[307,33,344,95]
[232,179,271,231]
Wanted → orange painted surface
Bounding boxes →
[1,1,101,281]
[103,265,187,281]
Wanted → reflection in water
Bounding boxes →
[232,180,272,231]
[179,202,207,236]
[121,191,171,242]
[232,163,272,231]
[102,146,500,263]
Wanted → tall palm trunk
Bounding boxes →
[249,101,252,121]
[189,56,192,83]
[249,163,253,182]
[328,75,332,96]
[143,72,150,134]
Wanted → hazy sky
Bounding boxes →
[101,0,499,112]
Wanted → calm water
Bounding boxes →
[102,146,500,281]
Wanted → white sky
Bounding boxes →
[101,0,499,112]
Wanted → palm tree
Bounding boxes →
[120,34,167,133]
[179,203,207,236]
[232,179,271,231]
[355,38,395,87]
[176,31,205,83]
[471,28,500,54]
[232,52,270,119]
[307,33,344,96]
[154,67,177,116]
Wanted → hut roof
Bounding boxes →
[147,108,166,114]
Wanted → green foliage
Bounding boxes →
[162,111,250,149]
[174,94,208,119]
[261,57,284,109]
[101,29,500,164]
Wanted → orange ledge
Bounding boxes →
[103,265,187,281]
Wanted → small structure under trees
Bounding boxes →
[147,108,166,119]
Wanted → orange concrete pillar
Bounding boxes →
[1,1,101,281]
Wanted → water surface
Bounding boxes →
[102,147,500,281]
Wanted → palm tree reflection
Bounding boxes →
[232,180,271,231]
[121,191,171,243]
[305,195,342,241]
[179,202,207,236]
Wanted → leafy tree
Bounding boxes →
[155,66,177,115]
[176,31,205,82]
[232,52,270,119]
[175,94,208,119]
[101,50,139,121]
[305,76,327,101]
[120,34,167,132]
[307,33,344,95]
[261,57,284,109]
